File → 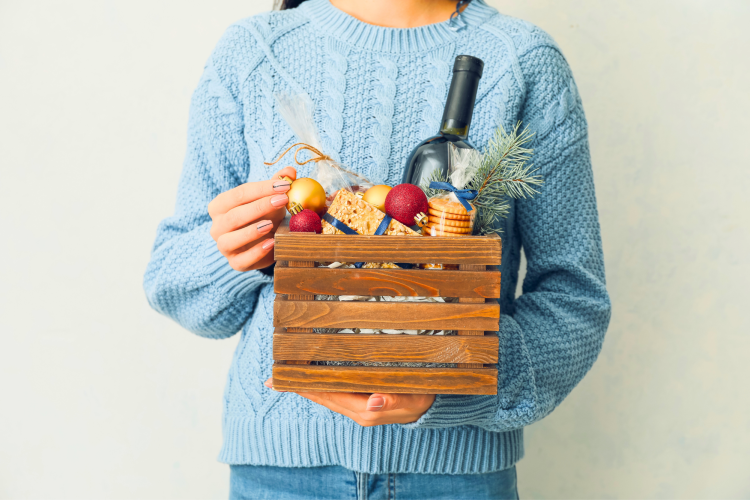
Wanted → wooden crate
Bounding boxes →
[271,223,501,395]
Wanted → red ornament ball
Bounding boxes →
[384,184,429,226]
[289,209,323,234]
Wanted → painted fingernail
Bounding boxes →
[262,239,275,250]
[264,378,273,389]
[257,221,273,233]
[270,194,288,207]
[367,396,385,411]
[273,180,292,192]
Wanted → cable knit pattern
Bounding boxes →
[418,47,453,140]
[320,38,348,163]
[144,0,610,475]
[369,55,398,183]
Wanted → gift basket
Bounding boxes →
[268,70,542,395]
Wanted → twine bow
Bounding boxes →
[264,142,333,167]
[429,182,478,212]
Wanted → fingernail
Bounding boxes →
[367,396,385,411]
[270,194,288,207]
[262,239,275,250]
[264,378,273,388]
[257,221,273,233]
[273,180,292,192]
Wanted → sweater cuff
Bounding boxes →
[202,233,273,299]
[402,393,497,429]
[403,317,522,430]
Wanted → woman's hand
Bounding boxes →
[208,167,297,272]
[264,378,434,427]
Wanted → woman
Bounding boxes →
[144,0,611,498]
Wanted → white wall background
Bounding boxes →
[1,0,748,498]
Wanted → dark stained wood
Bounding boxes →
[273,333,499,364]
[273,296,500,331]
[274,232,501,265]
[272,364,498,395]
[274,267,501,298]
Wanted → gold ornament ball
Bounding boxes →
[287,177,327,215]
[362,185,392,212]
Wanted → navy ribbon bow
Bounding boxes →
[429,182,478,212]
[323,213,412,269]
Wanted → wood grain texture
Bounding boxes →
[273,333,499,364]
[272,364,498,395]
[273,296,500,331]
[274,267,501,298]
[282,260,314,365]
[274,232,501,265]
[458,264,488,369]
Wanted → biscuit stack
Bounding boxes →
[424,197,475,237]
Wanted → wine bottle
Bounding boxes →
[402,55,484,188]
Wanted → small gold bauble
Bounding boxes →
[362,184,392,212]
[286,177,327,215]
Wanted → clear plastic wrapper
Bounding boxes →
[421,144,481,268]
[274,93,373,203]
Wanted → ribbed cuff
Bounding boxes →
[403,394,498,430]
[202,234,272,301]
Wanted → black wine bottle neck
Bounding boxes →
[439,55,484,140]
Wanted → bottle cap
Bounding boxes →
[453,55,484,78]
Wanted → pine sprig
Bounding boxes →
[470,123,543,234]
[420,168,449,199]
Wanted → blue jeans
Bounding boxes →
[229,465,519,500]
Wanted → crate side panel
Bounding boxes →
[274,233,501,265]
[273,333,499,364]
[273,297,500,331]
[274,267,501,298]
[272,365,498,395]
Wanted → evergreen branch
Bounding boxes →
[420,168,448,199]
[469,122,543,235]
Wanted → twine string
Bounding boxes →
[264,142,333,167]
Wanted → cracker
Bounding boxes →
[423,227,470,237]
[424,224,473,235]
[428,198,474,216]
[427,208,471,220]
[322,189,419,237]
[427,216,473,228]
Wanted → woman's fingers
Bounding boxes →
[216,219,275,255]
[210,193,289,239]
[225,236,276,272]
[295,391,366,422]
[207,169,296,218]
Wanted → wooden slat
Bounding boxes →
[274,267,501,298]
[273,296,500,331]
[458,264,489,369]
[282,259,314,365]
[274,232,501,265]
[272,364,498,395]
[273,333,499,364]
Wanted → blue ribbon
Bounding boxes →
[354,215,392,268]
[322,213,358,235]
[374,215,392,236]
[429,182,477,212]
[323,213,411,269]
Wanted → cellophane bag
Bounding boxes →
[275,93,373,204]
[421,144,482,269]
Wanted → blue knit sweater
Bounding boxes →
[144,0,610,474]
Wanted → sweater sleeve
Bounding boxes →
[406,45,611,431]
[143,31,272,339]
